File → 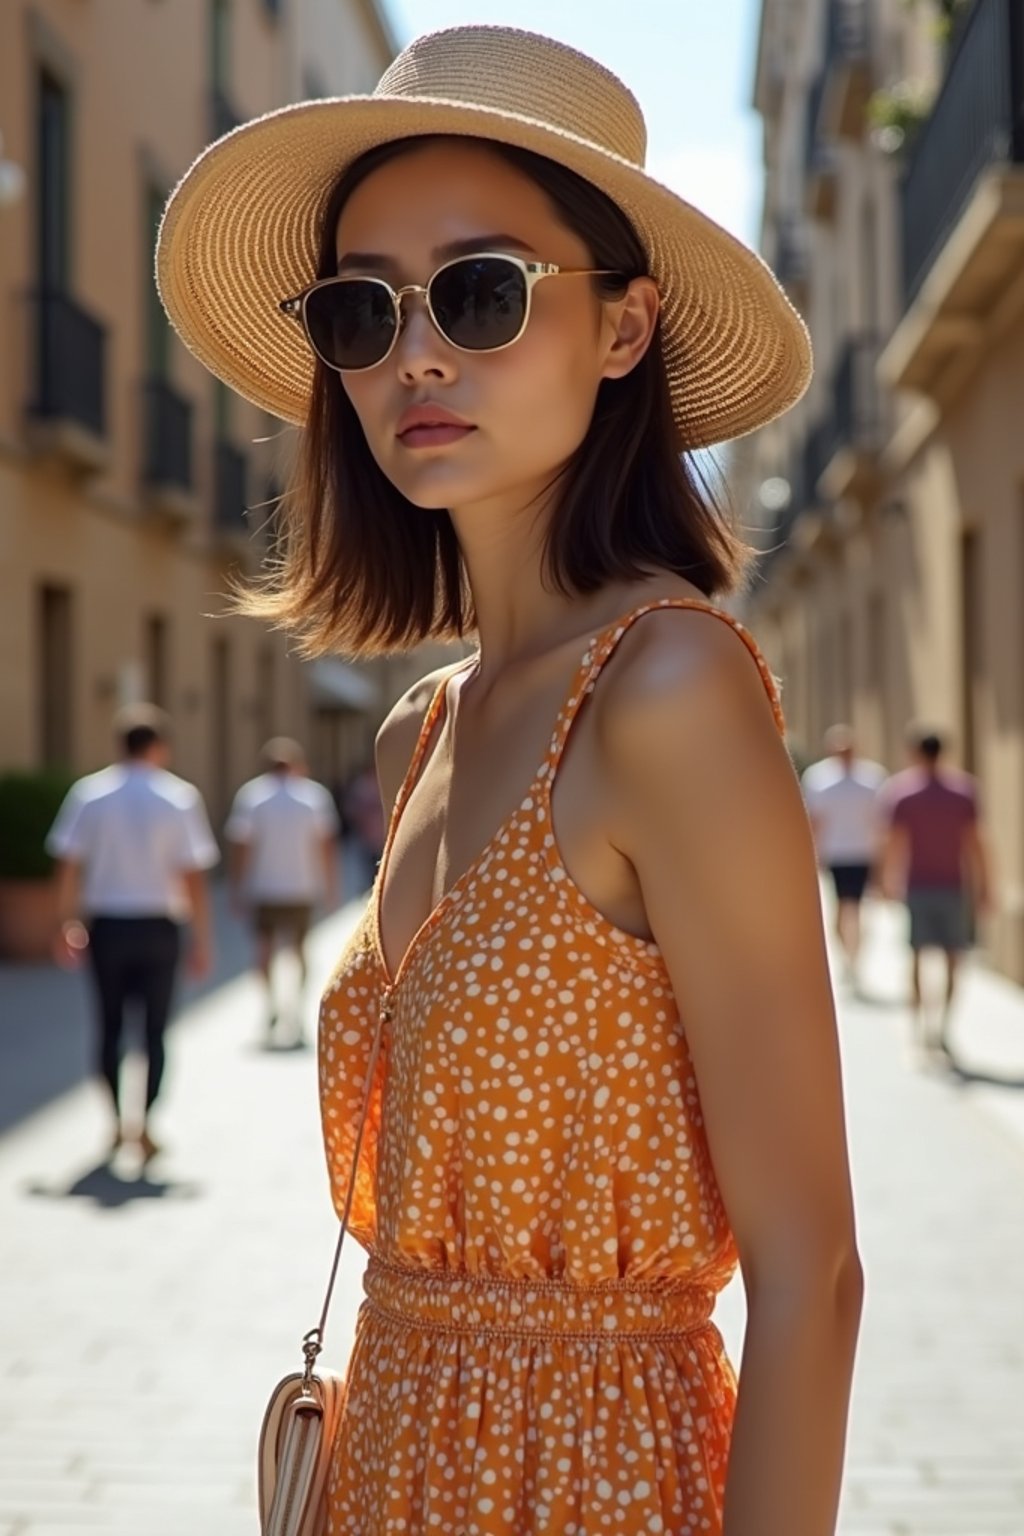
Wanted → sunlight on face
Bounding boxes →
[334,139,620,518]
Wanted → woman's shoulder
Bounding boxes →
[373,654,474,821]
[591,584,784,743]
[589,594,799,886]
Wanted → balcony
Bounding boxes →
[820,0,872,139]
[775,417,847,558]
[214,439,250,547]
[142,378,197,521]
[880,0,1024,401]
[774,216,810,308]
[817,334,885,500]
[758,430,827,578]
[25,291,109,472]
[804,75,838,221]
[803,414,835,503]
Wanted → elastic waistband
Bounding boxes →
[363,1254,716,1341]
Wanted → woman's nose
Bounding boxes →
[393,292,458,382]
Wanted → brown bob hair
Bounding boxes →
[232,136,754,657]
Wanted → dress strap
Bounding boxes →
[385,654,479,837]
[545,597,786,777]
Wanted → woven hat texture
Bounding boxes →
[156,24,811,448]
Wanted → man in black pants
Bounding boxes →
[47,705,218,1162]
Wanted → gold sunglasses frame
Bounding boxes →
[279,252,623,374]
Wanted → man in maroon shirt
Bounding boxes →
[878,728,993,1060]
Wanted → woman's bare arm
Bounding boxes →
[598,609,864,1536]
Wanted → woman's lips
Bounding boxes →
[398,423,476,449]
[395,403,475,449]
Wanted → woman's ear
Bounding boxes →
[601,277,660,381]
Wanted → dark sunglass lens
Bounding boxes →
[430,257,527,352]
[304,280,395,370]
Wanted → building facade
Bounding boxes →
[743,0,1024,981]
[0,0,451,835]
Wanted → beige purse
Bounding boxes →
[257,1011,386,1536]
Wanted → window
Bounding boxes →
[838,609,853,722]
[38,70,70,290]
[255,642,275,755]
[214,377,231,439]
[960,529,981,773]
[38,584,74,766]
[145,183,169,376]
[861,195,878,334]
[210,634,232,824]
[210,0,229,93]
[869,589,891,764]
[145,614,170,708]
[303,68,329,101]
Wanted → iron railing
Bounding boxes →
[803,414,835,499]
[826,334,884,463]
[901,0,1024,302]
[824,0,870,71]
[28,290,106,438]
[214,439,248,531]
[143,378,193,491]
[760,433,817,562]
[775,216,809,289]
[804,72,840,204]
[804,73,829,174]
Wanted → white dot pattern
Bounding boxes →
[317,599,787,1534]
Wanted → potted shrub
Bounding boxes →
[0,767,77,962]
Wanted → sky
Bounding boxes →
[385,0,766,248]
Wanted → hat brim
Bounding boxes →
[157,94,811,448]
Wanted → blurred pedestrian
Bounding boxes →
[341,757,386,893]
[46,703,218,1162]
[878,726,993,1059]
[225,737,340,1040]
[800,724,888,993]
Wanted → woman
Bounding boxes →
[158,26,863,1535]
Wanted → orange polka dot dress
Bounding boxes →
[318,598,786,1535]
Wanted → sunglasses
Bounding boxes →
[279,252,623,373]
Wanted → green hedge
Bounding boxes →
[0,768,77,880]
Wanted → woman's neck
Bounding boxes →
[449,489,645,678]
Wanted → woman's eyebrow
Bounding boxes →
[335,234,538,274]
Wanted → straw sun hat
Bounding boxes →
[156,25,811,448]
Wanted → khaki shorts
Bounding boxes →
[253,902,312,940]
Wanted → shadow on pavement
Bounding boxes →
[0,843,367,1138]
[945,1059,1024,1091]
[23,1157,203,1208]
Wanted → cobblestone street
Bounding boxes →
[2,878,1023,1535]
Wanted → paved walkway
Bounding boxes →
[1,879,1022,1535]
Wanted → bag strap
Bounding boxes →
[301,1007,386,1384]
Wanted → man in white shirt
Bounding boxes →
[225,737,340,1040]
[46,704,219,1162]
[801,724,889,991]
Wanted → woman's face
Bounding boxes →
[333,139,654,516]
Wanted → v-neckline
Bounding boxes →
[371,652,554,991]
[369,591,780,993]
[370,594,720,991]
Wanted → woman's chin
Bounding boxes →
[393,469,493,512]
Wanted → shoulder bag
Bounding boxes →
[257,1009,386,1535]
